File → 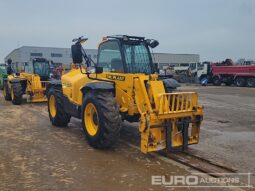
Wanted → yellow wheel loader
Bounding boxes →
[4,58,50,105]
[47,36,203,153]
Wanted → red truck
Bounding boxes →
[211,64,255,87]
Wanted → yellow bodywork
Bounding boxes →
[61,67,203,154]
[7,73,48,103]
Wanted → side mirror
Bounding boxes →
[71,44,83,63]
[7,65,12,75]
[149,40,159,48]
[95,66,103,74]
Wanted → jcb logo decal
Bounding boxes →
[106,74,125,81]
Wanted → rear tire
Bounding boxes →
[47,87,71,127]
[3,82,11,101]
[225,81,232,86]
[212,76,221,86]
[235,77,246,87]
[11,83,23,105]
[247,78,255,87]
[82,91,121,149]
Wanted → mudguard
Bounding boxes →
[163,78,180,92]
[46,80,62,95]
[81,82,114,95]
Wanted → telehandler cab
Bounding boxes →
[4,58,50,105]
[47,35,203,153]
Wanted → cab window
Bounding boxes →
[98,41,124,73]
[122,42,152,74]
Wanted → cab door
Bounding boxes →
[98,40,125,73]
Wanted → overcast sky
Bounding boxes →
[0,0,254,62]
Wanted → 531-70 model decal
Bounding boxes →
[106,74,125,81]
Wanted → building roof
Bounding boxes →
[4,46,97,61]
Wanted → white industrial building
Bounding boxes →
[153,53,200,69]
[5,46,199,70]
[5,46,97,70]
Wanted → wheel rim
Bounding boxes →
[84,103,99,136]
[49,95,57,117]
[11,88,14,100]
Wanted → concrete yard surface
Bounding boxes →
[179,85,255,175]
[0,85,254,190]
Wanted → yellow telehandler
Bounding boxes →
[4,58,50,105]
[47,36,203,153]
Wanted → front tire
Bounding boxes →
[82,91,121,149]
[47,87,71,127]
[11,83,23,105]
[212,76,221,86]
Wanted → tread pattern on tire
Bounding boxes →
[82,91,121,149]
[48,87,71,127]
[212,76,221,86]
[11,83,23,105]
